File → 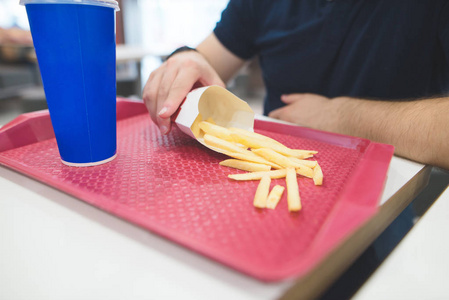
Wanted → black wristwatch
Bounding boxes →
[165,46,198,61]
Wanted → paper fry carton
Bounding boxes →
[174,85,255,152]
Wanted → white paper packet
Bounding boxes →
[174,85,255,151]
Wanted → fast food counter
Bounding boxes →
[0,114,448,300]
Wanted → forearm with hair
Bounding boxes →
[333,97,449,169]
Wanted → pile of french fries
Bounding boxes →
[198,121,323,212]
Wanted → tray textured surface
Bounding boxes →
[0,101,393,281]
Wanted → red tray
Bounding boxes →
[0,98,394,282]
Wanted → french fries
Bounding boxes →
[229,127,284,147]
[295,165,314,179]
[253,174,271,208]
[219,159,271,172]
[289,157,318,168]
[197,121,323,212]
[229,127,317,158]
[203,134,256,157]
[252,148,298,169]
[221,151,283,169]
[228,169,288,181]
[286,168,301,211]
[266,185,285,209]
[199,121,233,141]
[313,164,323,186]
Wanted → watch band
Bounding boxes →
[165,46,198,61]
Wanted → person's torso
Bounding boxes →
[218,0,449,114]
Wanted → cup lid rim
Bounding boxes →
[20,0,120,11]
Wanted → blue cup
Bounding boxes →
[21,0,120,166]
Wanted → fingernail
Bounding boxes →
[160,125,168,135]
[158,107,168,116]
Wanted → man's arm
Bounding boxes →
[197,33,246,83]
[269,93,449,169]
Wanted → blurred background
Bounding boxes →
[0,0,265,125]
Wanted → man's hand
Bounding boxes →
[142,50,225,135]
[142,33,246,136]
[268,93,342,132]
[270,93,449,170]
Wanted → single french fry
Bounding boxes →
[229,127,286,148]
[230,128,318,157]
[219,159,271,172]
[295,153,315,159]
[313,163,323,186]
[289,157,318,168]
[221,151,283,169]
[285,149,318,159]
[229,127,318,159]
[286,168,301,212]
[191,113,203,138]
[230,132,267,149]
[253,174,271,208]
[199,121,234,141]
[204,134,256,157]
[266,185,285,209]
[295,165,314,178]
[229,128,307,158]
[252,148,298,169]
[252,149,319,173]
[228,169,288,181]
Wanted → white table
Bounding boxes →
[353,176,449,300]
[0,120,446,300]
[28,44,152,64]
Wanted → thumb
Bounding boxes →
[200,71,225,88]
[268,107,283,119]
[281,94,303,104]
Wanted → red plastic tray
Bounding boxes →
[0,98,394,282]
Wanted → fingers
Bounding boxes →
[157,65,202,119]
[155,70,199,135]
[199,66,226,89]
[270,94,299,119]
[143,69,163,126]
[156,61,180,110]
[281,94,302,104]
[143,52,225,135]
[155,63,181,134]
[159,64,225,119]
[142,60,187,135]
[268,107,284,119]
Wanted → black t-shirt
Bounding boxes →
[214,0,449,114]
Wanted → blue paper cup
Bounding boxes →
[21,0,120,167]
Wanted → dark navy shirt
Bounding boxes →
[214,0,449,114]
